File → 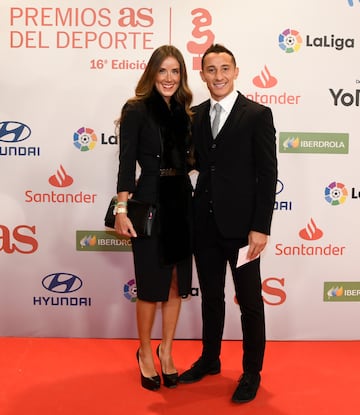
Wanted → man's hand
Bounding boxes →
[247,231,268,260]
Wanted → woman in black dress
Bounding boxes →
[114,45,193,391]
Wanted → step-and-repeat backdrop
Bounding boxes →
[1,0,359,340]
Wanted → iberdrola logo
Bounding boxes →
[327,286,343,297]
[282,136,300,149]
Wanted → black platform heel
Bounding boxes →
[156,344,179,388]
[136,349,161,391]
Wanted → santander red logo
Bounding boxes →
[275,217,345,256]
[48,165,73,188]
[252,65,278,88]
[25,164,96,204]
[299,218,323,241]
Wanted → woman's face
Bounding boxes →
[154,56,181,104]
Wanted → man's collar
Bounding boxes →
[210,90,239,113]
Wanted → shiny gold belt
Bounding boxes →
[159,168,182,177]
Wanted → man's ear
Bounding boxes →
[234,67,239,80]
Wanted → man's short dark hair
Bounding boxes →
[201,44,237,69]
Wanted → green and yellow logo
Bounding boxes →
[324,281,360,302]
[76,230,132,252]
[279,132,349,154]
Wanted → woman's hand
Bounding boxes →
[114,212,137,238]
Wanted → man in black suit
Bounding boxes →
[179,44,278,403]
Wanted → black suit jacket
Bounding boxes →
[192,92,277,239]
[116,92,192,204]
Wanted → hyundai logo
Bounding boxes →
[276,179,284,195]
[42,273,83,294]
[0,121,31,143]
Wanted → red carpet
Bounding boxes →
[0,338,359,414]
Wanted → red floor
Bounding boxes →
[0,338,359,415]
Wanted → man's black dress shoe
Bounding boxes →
[156,345,179,388]
[231,372,261,403]
[136,349,161,391]
[178,357,221,384]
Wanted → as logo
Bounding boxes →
[234,277,287,305]
[262,277,286,305]
[187,8,215,70]
[0,225,38,254]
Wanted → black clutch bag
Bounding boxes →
[104,196,156,237]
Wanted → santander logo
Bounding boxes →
[247,65,300,105]
[275,217,345,257]
[298,218,323,241]
[25,164,96,204]
[48,165,74,188]
[252,65,278,88]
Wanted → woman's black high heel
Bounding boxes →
[156,345,179,388]
[136,349,161,391]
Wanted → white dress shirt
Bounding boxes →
[210,90,239,134]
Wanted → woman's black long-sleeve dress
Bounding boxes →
[116,90,193,302]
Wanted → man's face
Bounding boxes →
[200,52,239,101]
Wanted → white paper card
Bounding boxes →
[236,245,260,268]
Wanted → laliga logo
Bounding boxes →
[278,28,302,53]
[73,127,97,151]
[187,8,215,70]
[124,279,137,302]
[324,181,348,206]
